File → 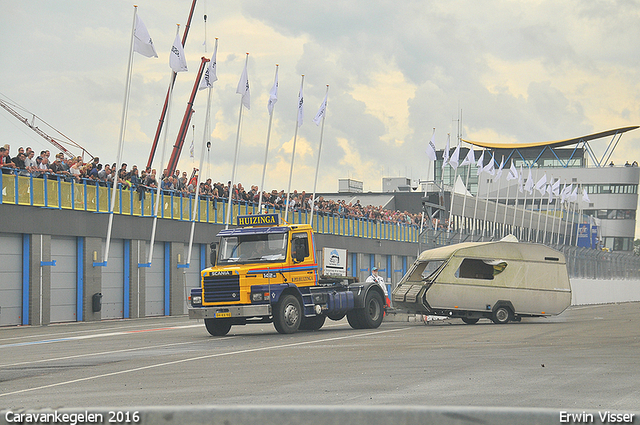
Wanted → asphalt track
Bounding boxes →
[0,302,639,412]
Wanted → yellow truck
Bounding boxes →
[392,240,572,324]
[188,214,387,335]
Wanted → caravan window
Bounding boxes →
[456,258,507,280]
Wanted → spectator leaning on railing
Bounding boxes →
[0,150,425,228]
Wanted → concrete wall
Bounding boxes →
[571,278,640,305]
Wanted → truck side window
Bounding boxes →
[291,233,309,262]
[456,258,507,280]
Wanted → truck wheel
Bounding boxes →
[357,291,384,329]
[204,318,232,336]
[491,306,511,324]
[462,317,479,325]
[299,314,326,331]
[273,294,302,334]
[346,311,365,329]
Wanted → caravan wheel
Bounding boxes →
[491,306,511,324]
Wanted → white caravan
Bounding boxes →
[392,240,572,324]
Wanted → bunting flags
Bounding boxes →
[461,146,475,167]
[267,66,279,115]
[535,173,547,195]
[236,58,250,109]
[133,14,158,58]
[476,150,485,176]
[198,39,218,90]
[524,168,534,194]
[297,79,304,127]
[169,33,188,72]
[449,143,461,171]
[425,130,437,161]
[313,90,328,125]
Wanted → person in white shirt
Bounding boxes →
[366,267,388,298]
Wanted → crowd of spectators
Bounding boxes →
[0,144,422,227]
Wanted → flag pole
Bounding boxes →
[535,173,545,243]
[147,24,181,265]
[186,41,217,265]
[226,53,249,229]
[519,168,530,240]
[502,163,513,237]
[481,153,494,240]
[103,6,138,265]
[529,169,540,242]
[285,74,304,223]
[471,150,484,239]
[542,176,553,244]
[258,65,278,214]
[460,157,472,239]
[492,156,504,239]
[310,85,329,228]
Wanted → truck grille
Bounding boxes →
[203,274,241,303]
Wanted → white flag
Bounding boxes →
[297,80,304,127]
[267,66,279,115]
[483,153,495,176]
[449,143,460,171]
[476,150,485,176]
[133,14,158,58]
[518,165,524,193]
[313,90,328,125]
[198,39,218,90]
[506,160,518,181]
[442,135,450,169]
[236,59,250,109]
[535,173,547,195]
[582,187,591,203]
[425,130,437,161]
[551,178,560,196]
[524,168,534,194]
[169,33,188,72]
[494,156,505,180]
[189,138,194,159]
[570,186,578,202]
[461,146,475,167]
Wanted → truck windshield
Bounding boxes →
[218,233,288,264]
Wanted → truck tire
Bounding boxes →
[204,318,232,336]
[346,311,365,329]
[353,290,384,329]
[299,314,326,331]
[273,294,302,334]
[491,306,511,324]
[462,317,479,325]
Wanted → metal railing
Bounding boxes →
[0,171,419,243]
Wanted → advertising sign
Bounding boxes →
[323,248,347,276]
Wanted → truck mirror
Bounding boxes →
[210,242,217,266]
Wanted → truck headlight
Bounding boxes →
[251,292,270,302]
[191,295,202,306]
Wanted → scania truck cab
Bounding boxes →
[188,214,386,336]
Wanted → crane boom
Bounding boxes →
[0,98,94,160]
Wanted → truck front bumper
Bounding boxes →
[188,304,272,320]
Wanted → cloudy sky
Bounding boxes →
[1,0,639,198]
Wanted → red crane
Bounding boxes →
[0,97,94,160]
[164,56,209,176]
[146,0,198,170]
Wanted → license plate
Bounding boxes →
[215,312,232,318]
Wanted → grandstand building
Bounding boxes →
[433,126,639,251]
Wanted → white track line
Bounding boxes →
[0,328,407,398]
